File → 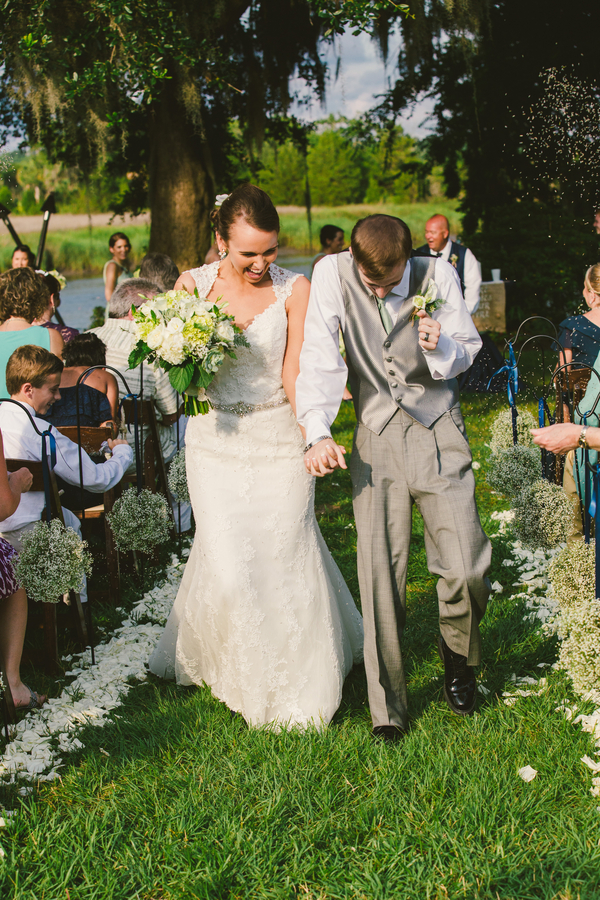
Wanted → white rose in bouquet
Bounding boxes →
[161,332,186,365]
[216,321,235,343]
[147,324,167,350]
[166,316,185,334]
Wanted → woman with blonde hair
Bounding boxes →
[558,264,600,369]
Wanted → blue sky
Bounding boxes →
[290,29,435,137]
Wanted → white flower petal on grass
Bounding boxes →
[0,554,187,786]
[472,461,481,470]
[477,684,491,696]
[581,755,600,773]
[518,765,538,782]
[491,581,503,593]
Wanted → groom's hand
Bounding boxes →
[416,309,441,351]
[304,438,347,477]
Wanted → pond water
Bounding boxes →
[58,255,316,332]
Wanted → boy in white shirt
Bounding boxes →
[0,345,133,600]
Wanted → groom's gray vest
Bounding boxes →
[338,251,459,432]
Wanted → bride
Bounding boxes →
[149,184,363,729]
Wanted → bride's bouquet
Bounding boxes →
[128,289,248,415]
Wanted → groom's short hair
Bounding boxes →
[351,215,412,280]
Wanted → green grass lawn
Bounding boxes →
[1,392,599,900]
[0,200,460,276]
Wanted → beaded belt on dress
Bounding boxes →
[210,397,290,417]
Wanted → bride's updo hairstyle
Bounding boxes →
[211,184,280,242]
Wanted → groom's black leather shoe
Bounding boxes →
[437,635,476,716]
[372,725,407,743]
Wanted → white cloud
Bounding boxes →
[290,30,435,138]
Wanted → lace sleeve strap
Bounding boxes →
[270,264,302,305]
[185,261,220,297]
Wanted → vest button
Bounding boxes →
[390,382,398,388]
[385,357,393,362]
[388,370,395,375]
[384,341,391,348]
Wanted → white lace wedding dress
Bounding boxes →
[149,261,363,729]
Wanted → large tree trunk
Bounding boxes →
[147,74,215,271]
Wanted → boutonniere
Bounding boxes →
[450,254,459,268]
[409,279,446,325]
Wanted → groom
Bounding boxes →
[296,215,491,741]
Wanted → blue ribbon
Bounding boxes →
[591,463,600,598]
[40,427,57,521]
[488,342,518,408]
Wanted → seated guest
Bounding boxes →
[312,225,345,273]
[558,265,600,369]
[0,346,132,600]
[0,268,63,398]
[34,271,79,344]
[139,253,179,292]
[0,430,42,708]
[88,278,180,468]
[40,333,118,432]
[11,245,35,269]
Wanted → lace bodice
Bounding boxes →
[187,261,300,407]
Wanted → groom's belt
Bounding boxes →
[210,396,290,417]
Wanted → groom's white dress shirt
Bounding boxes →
[296,255,482,446]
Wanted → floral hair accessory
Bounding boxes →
[409,279,445,325]
[215,194,229,208]
[36,268,67,290]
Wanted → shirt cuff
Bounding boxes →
[113,444,134,461]
[304,413,333,447]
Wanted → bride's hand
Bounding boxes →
[304,439,347,477]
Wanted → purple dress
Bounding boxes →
[0,537,19,600]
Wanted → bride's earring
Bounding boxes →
[219,248,228,260]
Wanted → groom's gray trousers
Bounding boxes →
[349,405,491,729]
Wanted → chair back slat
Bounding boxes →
[56,426,112,455]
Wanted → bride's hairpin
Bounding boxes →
[215,193,230,208]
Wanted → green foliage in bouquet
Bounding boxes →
[489,408,537,454]
[14,519,92,604]
[127,288,248,415]
[487,444,540,499]
[513,479,574,549]
[549,539,596,609]
[558,598,600,696]
[168,449,190,504]
[107,488,171,552]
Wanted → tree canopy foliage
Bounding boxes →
[0,0,335,265]
[365,0,600,323]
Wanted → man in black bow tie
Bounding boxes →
[414,215,482,315]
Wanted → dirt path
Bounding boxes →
[0,211,151,237]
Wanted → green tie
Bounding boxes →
[376,296,394,335]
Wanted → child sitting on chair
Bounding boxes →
[0,345,133,601]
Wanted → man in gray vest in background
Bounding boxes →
[296,215,491,742]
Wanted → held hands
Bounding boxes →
[304,438,347,477]
[416,308,441,351]
[107,438,129,450]
[9,467,33,494]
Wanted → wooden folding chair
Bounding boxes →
[55,426,121,604]
[5,458,88,674]
[121,399,170,497]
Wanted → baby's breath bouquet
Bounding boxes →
[128,288,248,415]
[513,479,574,549]
[168,449,190,504]
[409,279,446,325]
[14,520,92,604]
[489,408,537,453]
[107,488,171,552]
